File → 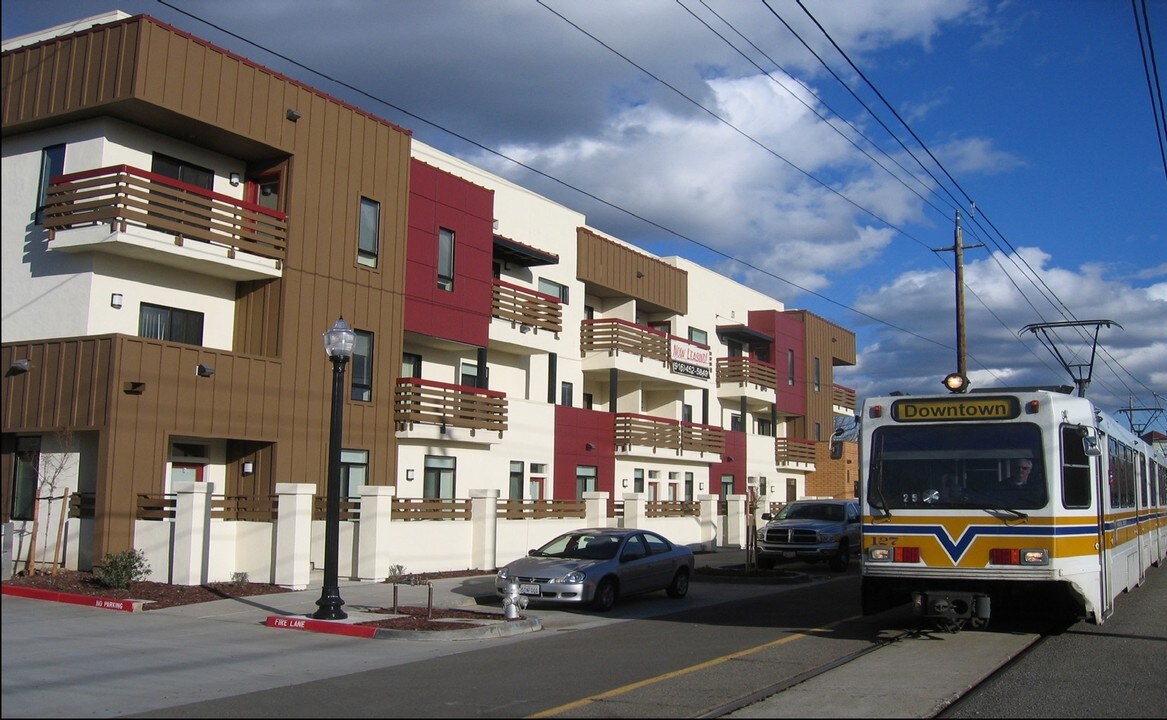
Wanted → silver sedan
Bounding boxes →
[495,527,695,611]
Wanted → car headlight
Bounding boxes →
[496,567,509,580]
[562,570,586,584]
[818,531,841,543]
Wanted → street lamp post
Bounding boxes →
[314,316,355,620]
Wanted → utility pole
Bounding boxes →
[934,211,984,379]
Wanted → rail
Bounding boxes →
[492,280,563,336]
[496,499,585,519]
[394,378,508,437]
[43,165,288,262]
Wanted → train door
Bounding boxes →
[1136,450,1149,584]
[1093,442,1114,621]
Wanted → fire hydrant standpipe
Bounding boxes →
[502,581,528,620]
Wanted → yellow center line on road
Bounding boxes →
[525,618,850,718]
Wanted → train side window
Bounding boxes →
[1061,426,1091,509]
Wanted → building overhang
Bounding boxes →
[717,325,774,346]
[493,235,559,267]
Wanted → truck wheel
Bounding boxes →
[757,556,775,570]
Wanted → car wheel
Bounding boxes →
[829,541,850,572]
[666,568,690,599]
[591,577,618,611]
[756,556,775,570]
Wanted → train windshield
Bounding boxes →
[868,423,1047,510]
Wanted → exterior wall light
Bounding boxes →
[110,293,123,309]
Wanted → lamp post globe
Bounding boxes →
[314,316,354,620]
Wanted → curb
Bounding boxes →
[2,584,150,612]
[263,614,542,641]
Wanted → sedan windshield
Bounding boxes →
[535,533,621,560]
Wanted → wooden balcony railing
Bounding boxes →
[497,499,585,519]
[390,497,472,521]
[135,493,279,521]
[43,165,288,263]
[615,413,725,455]
[832,383,857,411]
[716,357,777,390]
[394,378,508,437]
[581,319,668,363]
[492,280,562,336]
[645,500,699,517]
[775,437,818,465]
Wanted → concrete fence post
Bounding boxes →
[274,483,315,589]
[357,485,396,581]
[622,492,646,529]
[725,494,747,549]
[583,492,609,528]
[171,481,212,586]
[470,489,500,571]
[698,494,719,552]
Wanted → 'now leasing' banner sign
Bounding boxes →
[670,339,711,379]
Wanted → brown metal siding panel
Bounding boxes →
[1,21,139,130]
[576,228,687,314]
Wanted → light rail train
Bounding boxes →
[859,385,1166,630]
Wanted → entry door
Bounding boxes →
[246,172,282,213]
[172,463,205,487]
[528,477,544,500]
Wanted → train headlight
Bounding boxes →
[942,372,970,393]
[868,547,892,562]
[1020,549,1049,566]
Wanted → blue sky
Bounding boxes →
[4,0,1164,433]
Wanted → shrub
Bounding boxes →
[230,571,250,584]
[94,549,151,589]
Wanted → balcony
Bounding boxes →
[832,384,857,415]
[775,437,817,467]
[490,280,563,353]
[42,165,287,281]
[615,413,725,459]
[394,377,508,444]
[581,319,710,387]
[715,357,777,411]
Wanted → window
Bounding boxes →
[1061,426,1091,509]
[787,350,796,386]
[424,455,456,499]
[358,197,380,268]
[438,227,455,290]
[139,303,204,346]
[688,327,708,345]
[634,468,645,493]
[341,450,369,499]
[402,352,422,378]
[757,417,774,436]
[720,474,735,499]
[538,278,568,304]
[814,423,822,441]
[682,404,693,423]
[36,145,65,224]
[509,461,524,500]
[560,381,573,407]
[814,357,821,392]
[11,437,40,521]
[460,361,478,388]
[730,414,744,432]
[583,392,594,410]
[351,331,373,401]
[684,471,694,500]
[152,153,213,189]
[576,465,597,499]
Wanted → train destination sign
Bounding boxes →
[891,396,1020,422]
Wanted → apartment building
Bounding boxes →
[1,12,855,575]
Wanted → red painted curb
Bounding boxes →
[2,584,145,612]
[264,615,378,638]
